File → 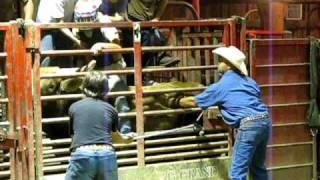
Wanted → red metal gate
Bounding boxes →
[0,22,35,180]
[22,17,245,179]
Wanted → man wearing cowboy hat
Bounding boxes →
[180,46,271,180]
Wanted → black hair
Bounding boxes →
[82,71,109,99]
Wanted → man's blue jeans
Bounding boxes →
[65,149,118,180]
[40,30,74,67]
[229,117,271,180]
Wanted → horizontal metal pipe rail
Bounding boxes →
[41,129,228,147]
[39,81,305,103]
[255,62,310,68]
[41,107,210,124]
[40,45,223,56]
[0,52,7,57]
[267,102,309,107]
[260,82,310,88]
[2,116,309,128]
[40,141,229,159]
[40,86,206,101]
[38,100,309,131]
[268,141,313,148]
[41,148,229,165]
[40,65,217,79]
[267,163,313,171]
[35,19,237,29]
[272,122,307,127]
[0,75,8,80]
[0,24,10,31]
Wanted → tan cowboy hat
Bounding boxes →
[212,46,248,76]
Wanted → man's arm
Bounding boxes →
[105,13,125,22]
[22,0,34,20]
[179,96,197,108]
[112,131,135,144]
[152,0,168,21]
[122,10,130,22]
[97,12,121,43]
[57,19,81,47]
[90,42,122,55]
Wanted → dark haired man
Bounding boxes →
[65,71,135,180]
[123,0,180,68]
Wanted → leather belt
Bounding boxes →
[241,113,268,124]
[75,144,114,152]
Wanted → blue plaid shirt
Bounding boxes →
[195,70,268,127]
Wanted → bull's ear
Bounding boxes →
[87,60,96,71]
[40,79,59,96]
[79,65,87,72]
[60,78,83,93]
[79,60,97,72]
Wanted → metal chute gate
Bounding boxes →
[0,17,244,180]
[0,22,35,180]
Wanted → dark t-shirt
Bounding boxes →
[78,29,114,68]
[69,97,118,149]
[0,0,29,22]
[128,0,161,21]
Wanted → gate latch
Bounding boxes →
[0,128,8,142]
[0,127,18,149]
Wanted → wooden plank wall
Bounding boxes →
[170,1,320,38]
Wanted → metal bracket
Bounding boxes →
[0,127,18,149]
[16,18,26,37]
[133,22,141,43]
[0,128,8,142]
[310,128,318,137]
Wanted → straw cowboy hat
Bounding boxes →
[212,46,248,76]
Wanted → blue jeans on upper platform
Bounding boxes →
[40,30,74,67]
[229,117,271,180]
[65,149,118,180]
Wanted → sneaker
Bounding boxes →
[159,56,180,67]
[120,122,132,134]
[143,79,156,86]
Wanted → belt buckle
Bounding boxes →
[241,113,267,124]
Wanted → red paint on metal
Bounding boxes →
[192,0,200,17]
[24,24,36,180]
[247,30,290,38]
[133,24,145,167]
[33,25,44,179]
[5,22,17,180]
